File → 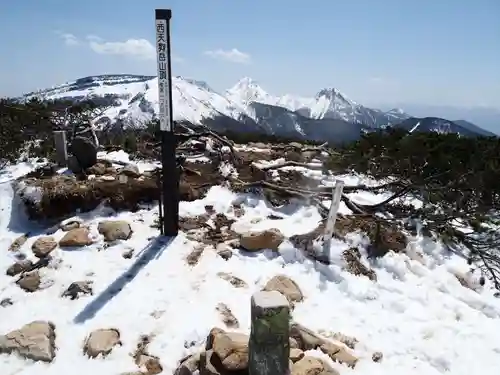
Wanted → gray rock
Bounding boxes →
[0,321,56,362]
[62,281,94,300]
[32,236,57,258]
[83,328,121,358]
[16,270,41,292]
[69,136,98,172]
[6,259,33,276]
[98,220,132,242]
[118,164,141,178]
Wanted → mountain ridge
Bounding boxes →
[21,73,494,142]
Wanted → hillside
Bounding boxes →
[1,130,500,375]
[453,120,497,137]
[394,117,483,137]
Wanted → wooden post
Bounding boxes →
[249,291,290,375]
[53,130,68,167]
[322,179,345,261]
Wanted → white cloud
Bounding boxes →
[89,38,156,60]
[88,37,184,62]
[57,32,183,62]
[56,32,79,46]
[204,48,251,64]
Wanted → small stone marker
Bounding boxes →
[53,130,68,167]
[249,290,290,375]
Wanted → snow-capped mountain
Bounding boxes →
[23,74,492,142]
[26,74,247,127]
[226,78,409,127]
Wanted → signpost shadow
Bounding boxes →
[73,235,175,324]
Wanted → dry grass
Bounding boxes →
[18,175,159,221]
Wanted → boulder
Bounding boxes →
[208,329,249,371]
[59,227,93,247]
[0,321,56,362]
[32,236,57,258]
[6,259,33,276]
[289,323,325,351]
[98,220,133,242]
[118,164,141,178]
[62,281,93,300]
[240,228,284,251]
[263,275,304,304]
[320,341,359,368]
[173,352,200,375]
[291,356,339,375]
[17,270,41,292]
[60,220,81,232]
[83,328,121,358]
[69,136,98,172]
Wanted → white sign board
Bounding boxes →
[155,18,171,132]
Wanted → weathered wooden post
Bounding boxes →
[249,290,290,375]
[322,179,345,261]
[53,130,68,167]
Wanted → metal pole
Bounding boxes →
[155,9,179,236]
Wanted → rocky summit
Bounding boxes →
[0,133,499,375]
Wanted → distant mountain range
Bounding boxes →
[22,74,496,143]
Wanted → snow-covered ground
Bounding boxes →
[1,155,500,375]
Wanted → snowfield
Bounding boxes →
[1,153,500,375]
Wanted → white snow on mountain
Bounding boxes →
[225,77,274,106]
[28,75,248,127]
[25,74,410,132]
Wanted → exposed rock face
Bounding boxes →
[0,321,56,362]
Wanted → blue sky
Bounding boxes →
[1,0,499,110]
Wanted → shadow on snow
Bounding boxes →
[73,235,175,324]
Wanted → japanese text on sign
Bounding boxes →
[155,18,171,131]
